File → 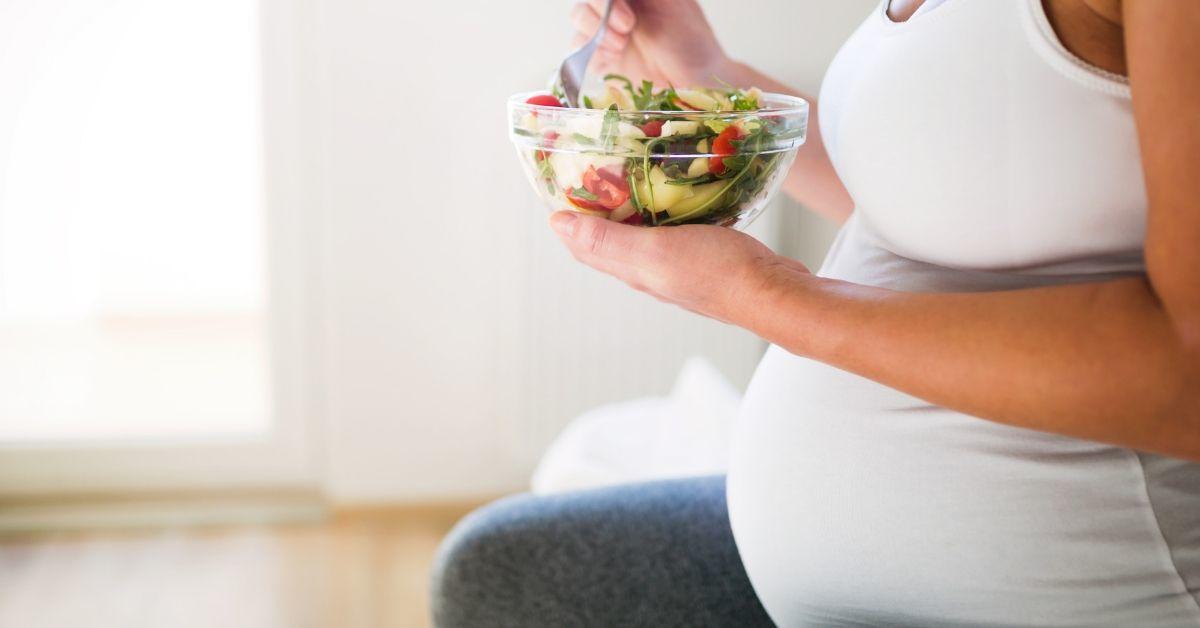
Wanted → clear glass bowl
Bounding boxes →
[507,91,807,230]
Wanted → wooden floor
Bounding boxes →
[0,505,478,628]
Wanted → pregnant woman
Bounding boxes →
[433,0,1200,625]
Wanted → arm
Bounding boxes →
[551,2,1200,461]
[569,0,854,223]
[749,274,1200,459]
[712,60,855,224]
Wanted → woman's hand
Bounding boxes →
[568,0,731,87]
[549,211,811,325]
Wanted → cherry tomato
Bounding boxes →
[640,120,665,137]
[525,94,564,108]
[581,165,630,210]
[621,212,645,226]
[709,126,744,175]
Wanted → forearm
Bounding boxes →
[715,59,854,224]
[745,267,1200,460]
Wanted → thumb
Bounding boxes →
[550,211,646,265]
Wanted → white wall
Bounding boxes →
[298,0,876,503]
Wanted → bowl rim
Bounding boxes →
[507,90,809,117]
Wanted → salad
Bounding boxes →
[510,75,806,228]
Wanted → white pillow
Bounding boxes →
[530,357,742,495]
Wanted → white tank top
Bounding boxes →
[727,1,1200,625]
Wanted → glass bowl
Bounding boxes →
[507,91,807,230]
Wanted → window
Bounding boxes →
[0,0,269,442]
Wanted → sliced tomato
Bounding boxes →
[640,119,665,137]
[565,187,610,212]
[525,94,564,108]
[581,165,630,210]
[709,126,745,175]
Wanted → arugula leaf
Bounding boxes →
[655,87,684,111]
[582,95,595,109]
[569,186,598,201]
[626,172,644,211]
[641,137,670,225]
[661,161,688,180]
[730,93,759,111]
[601,73,661,111]
[737,127,770,150]
[536,153,557,196]
[638,80,655,109]
[604,73,635,94]
[536,155,554,179]
[719,155,751,173]
[598,105,620,150]
[703,119,731,134]
[570,133,596,146]
[665,173,718,186]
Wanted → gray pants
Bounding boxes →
[430,475,775,628]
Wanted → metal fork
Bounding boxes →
[558,0,616,107]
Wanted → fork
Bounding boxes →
[558,0,616,107]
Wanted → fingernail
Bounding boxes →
[550,211,579,238]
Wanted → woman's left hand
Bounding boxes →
[549,211,811,325]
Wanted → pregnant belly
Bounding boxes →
[726,346,1199,627]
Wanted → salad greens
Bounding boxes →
[518,75,799,228]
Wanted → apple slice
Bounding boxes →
[608,202,638,223]
[635,165,694,211]
[659,120,700,137]
[606,83,635,111]
[665,181,727,218]
[714,92,734,111]
[673,88,721,112]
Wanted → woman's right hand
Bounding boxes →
[569,0,731,88]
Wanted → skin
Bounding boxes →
[558,0,1200,462]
